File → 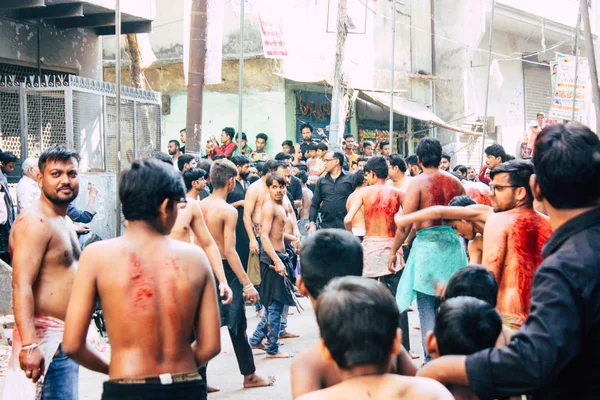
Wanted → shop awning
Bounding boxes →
[360,91,481,137]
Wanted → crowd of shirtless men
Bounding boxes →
[2,121,600,400]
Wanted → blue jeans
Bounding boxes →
[279,305,289,336]
[416,291,436,363]
[42,344,79,400]
[249,300,284,355]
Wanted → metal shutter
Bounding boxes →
[523,61,552,124]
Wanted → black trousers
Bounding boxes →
[374,271,411,351]
[227,308,256,376]
[102,380,206,400]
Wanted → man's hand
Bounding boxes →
[19,346,45,383]
[88,184,98,197]
[274,260,287,277]
[243,286,260,303]
[249,238,259,254]
[388,254,398,274]
[218,283,233,304]
[305,222,316,234]
[292,239,301,254]
[75,223,91,235]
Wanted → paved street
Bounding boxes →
[0,298,423,399]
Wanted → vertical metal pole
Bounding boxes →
[329,0,348,150]
[103,96,109,172]
[480,0,496,168]
[572,5,582,122]
[238,0,244,150]
[581,0,600,133]
[115,0,122,236]
[133,100,138,159]
[389,0,396,152]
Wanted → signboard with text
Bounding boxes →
[258,14,288,59]
[549,53,590,122]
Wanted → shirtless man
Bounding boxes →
[199,160,274,388]
[294,171,312,239]
[387,154,412,191]
[63,159,220,399]
[248,174,297,358]
[4,146,104,399]
[345,169,367,241]
[389,138,467,361]
[161,163,232,304]
[462,180,492,206]
[483,159,551,330]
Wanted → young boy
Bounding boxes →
[295,171,313,239]
[425,296,502,400]
[297,277,452,400]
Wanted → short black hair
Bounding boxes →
[177,154,196,171]
[212,154,226,161]
[317,277,399,369]
[180,128,186,133]
[0,151,18,165]
[256,133,268,142]
[416,138,442,168]
[441,152,451,162]
[434,296,502,357]
[343,133,354,140]
[389,154,407,173]
[182,167,207,191]
[448,195,476,207]
[234,132,248,141]
[453,164,467,176]
[274,152,292,161]
[363,141,373,150]
[505,154,515,161]
[222,127,235,139]
[405,154,418,166]
[379,141,389,150]
[445,265,498,307]
[168,139,180,148]
[357,156,368,164]
[534,123,600,209]
[198,159,213,177]
[211,159,238,189]
[282,140,294,149]
[450,171,463,181]
[330,151,345,167]
[484,144,506,161]
[300,229,363,299]
[300,123,313,133]
[364,155,388,179]
[308,143,318,151]
[262,159,281,175]
[254,161,265,174]
[39,146,79,172]
[489,159,535,202]
[352,168,365,188]
[248,174,260,184]
[149,151,173,166]
[230,155,250,167]
[120,159,186,223]
[266,173,286,187]
[294,164,308,172]
[316,142,329,152]
[295,170,308,184]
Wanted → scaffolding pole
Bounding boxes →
[389,0,396,151]
[238,0,244,150]
[115,0,122,236]
[480,0,496,168]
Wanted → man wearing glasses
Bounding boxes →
[482,159,551,330]
[306,151,354,233]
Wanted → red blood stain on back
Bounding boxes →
[430,174,460,206]
[128,252,154,308]
[39,218,44,223]
[364,187,401,237]
[466,186,492,206]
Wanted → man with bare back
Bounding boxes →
[249,174,297,359]
[63,159,221,399]
[345,169,367,241]
[483,160,551,330]
[199,159,275,388]
[389,138,467,361]
[4,146,103,400]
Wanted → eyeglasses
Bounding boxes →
[489,184,519,194]
[323,158,336,163]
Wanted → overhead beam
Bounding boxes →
[19,3,84,20]
[0,0,45,9]
[95,21,152,36]
[57,13,115,29]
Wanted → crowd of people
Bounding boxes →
[1,120,599,400]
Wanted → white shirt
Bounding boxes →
[16,175,40,214]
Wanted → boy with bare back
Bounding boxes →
[248,174,296,358]
[63,159,221,399]
[345,169,367,240]
[297,277,452,400]
[199,160,275,388]
[4,146,104,400]
[389,138,467,361]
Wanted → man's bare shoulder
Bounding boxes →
[485,211,512,229]
[11,204,52,237]
[293,344,325,373]
[395,375,454,399]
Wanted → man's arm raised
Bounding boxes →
[243,186,260,254]
[395,204,492,228]
[62,245,109,374]
[482,213,508,282]
[191,201,233,304]
[223,209,259,303]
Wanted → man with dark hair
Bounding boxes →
[379,141,390,158]
[149,151,173,166]
[5,146,89,398]
[177,154,197,172]
[298,277,452,400]
[227,155,251,273]
[274,152,303,212]
[196,159,213,200]
[387,154,411,191]
[419,123,600,399]
[362,141,374,157]
[211,127,237,159]
[168,139,182,165]
[390,137,466,361]
[232,132,253,157]
[444,265,498,307]
[483,159,551,329]
[62,159,220,400]
[249,174,297,358]
[307,151,354,232]
[405,154,421,177]
[345,169,367,241]
[439,153,451,171]
[453,165,467,179]
[480,143,507,185]
[298,124,327,162]
[0,151,17,263]
[466,166,477,181]
[250,133,270,162]
[200,160,274,389]
[281,140,294,155]
[295,171,313,238]
[180,128,187,153]
[182,168,207,194]
[343,134,359,167]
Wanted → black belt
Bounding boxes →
[110,371,202,385]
